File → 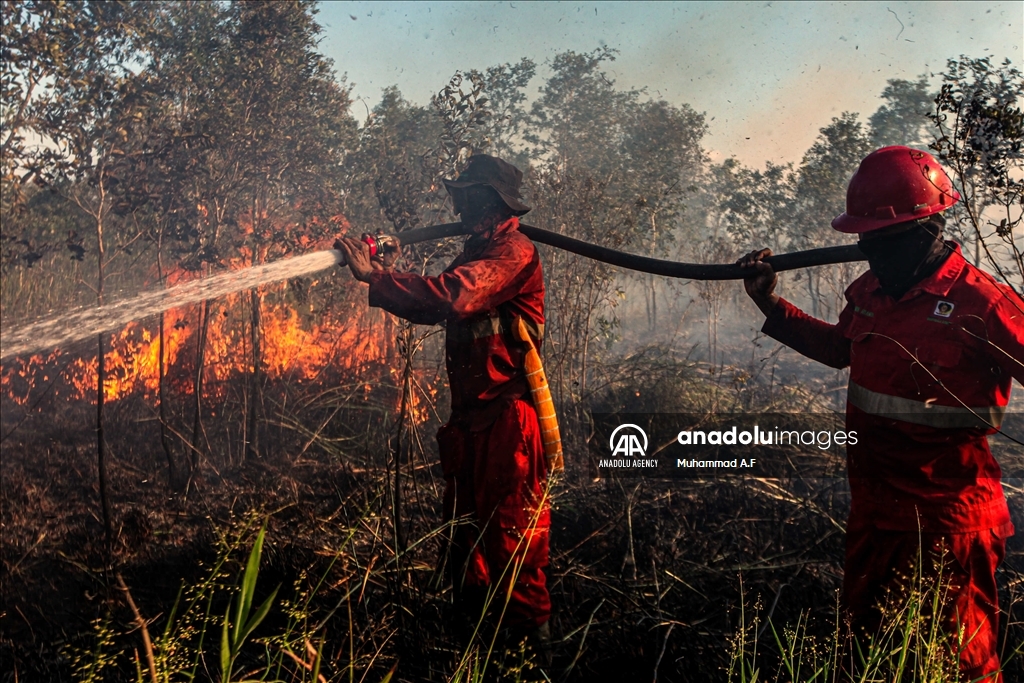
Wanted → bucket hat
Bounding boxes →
[443,154,531,216]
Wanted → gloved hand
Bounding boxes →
[737,248,779,317]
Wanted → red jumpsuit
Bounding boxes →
[762,245,1022,681]
[365,216,551,627]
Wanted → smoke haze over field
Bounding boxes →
[318,1,1022,166]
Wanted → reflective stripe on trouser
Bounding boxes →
[437,400,551,628]
[847,380,1006,429]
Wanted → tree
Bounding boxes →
[695,158,796,363]
[343,87,444,234]
[126,1,354,466]
[621,98,706,329]
[472,58,536,169]
[222,0,354,460]
[1,0,81,230]
[527,47,637,174]
[17,0,155,557]
[526,48,707,442]
[527,48,704,256]
[788,112,873,318]
[869,76,935,149]
[930,56,1023,292]
[715,159,796,249]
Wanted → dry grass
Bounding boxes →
[1,347,1021,682]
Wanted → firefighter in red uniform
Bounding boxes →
[336,155,552,653]
[740,146,1022,682]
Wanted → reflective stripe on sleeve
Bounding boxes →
[847,380,1005,429]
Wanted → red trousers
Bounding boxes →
[437,399,551,628]
[843,523,1013,682]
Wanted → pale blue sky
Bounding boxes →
[316,1,1022,166]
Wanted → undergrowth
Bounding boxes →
[3,348,1021,682]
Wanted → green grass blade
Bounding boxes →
[378,663,398,683]
[220,602,232,683]
[239,584,279,647]
[161,585,183,643]
[237,523,267,640]
[310,637,323,683]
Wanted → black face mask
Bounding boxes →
[857,218,951,300]
[453,185,512,233]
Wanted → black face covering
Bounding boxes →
[857,216,951,300]
[453,185,512,233]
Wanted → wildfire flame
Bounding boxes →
[1,275,439,423]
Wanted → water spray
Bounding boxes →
[0,223,865,361]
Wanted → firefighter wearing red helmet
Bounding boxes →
[740,146,1022,682]
[337,155,553,661]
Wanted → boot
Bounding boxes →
[525,621,553,669]
[501,620,553,674]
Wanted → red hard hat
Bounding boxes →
[831,146,960,234]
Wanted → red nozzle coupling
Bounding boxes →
[336,233,397,267]
[361,233,399,256]
[360,233,380,257]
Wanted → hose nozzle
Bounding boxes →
[333,233,400,266]
[362,233,400,257]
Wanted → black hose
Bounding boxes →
[394,222,866,280]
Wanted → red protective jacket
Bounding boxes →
[763,244,1023,532]
[366,216,545,426]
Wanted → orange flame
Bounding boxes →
[0,207,443,423]
[3,277,437,423]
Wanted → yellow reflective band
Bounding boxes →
[515,316,563,474]
[848,381,1005,429]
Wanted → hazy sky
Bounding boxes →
[315,1,1021,167]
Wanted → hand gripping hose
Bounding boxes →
[380,222,867,280]
[514,316,564,474]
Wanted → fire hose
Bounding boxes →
[0,219,864,363]
[338,221,867,279]
[334,223,868,475]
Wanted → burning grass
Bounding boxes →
[1,285,400,404]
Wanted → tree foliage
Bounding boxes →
[1,0,150,266]
[869,75,935,149]
[930,56,1024,291]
